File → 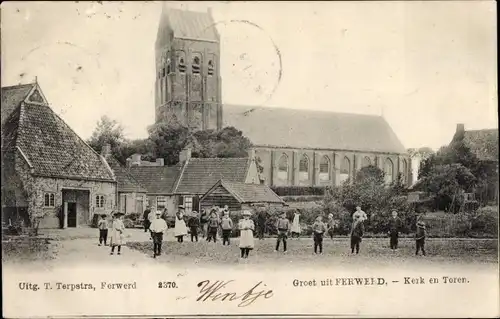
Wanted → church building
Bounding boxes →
[155,6,412,188]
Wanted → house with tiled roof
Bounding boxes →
[1,82,117,228]
[100,145,147,216]
[200,179,286,212]
[128,147,261,214]
[153,6,412,188]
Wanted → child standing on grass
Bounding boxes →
[110,212,125,255]
[415,215,427,256]
[350,215,364,254]
[97,214,109,246]
[207,211,220,243]
[221,211,234,246]
[149,211,168,258]
[174,205,188,243]
[291,211,301,238]
[312,216,327,254]
[238,210,255,259]
[326,213,336,240]
[188,211,200,242]
[275,212,290,252]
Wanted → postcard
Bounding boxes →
[1,1,498,318]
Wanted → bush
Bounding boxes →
[470,206,498,235]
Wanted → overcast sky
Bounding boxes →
[1,1,497,150]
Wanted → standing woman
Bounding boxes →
[238,210,255,259]
[174,205,188,243]
[291,210,301,239]
[109,212,126,255]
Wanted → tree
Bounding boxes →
[87,116,126,156]
[418,163,477,212]
[148,123,191,166]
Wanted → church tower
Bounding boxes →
[155,5,223,131]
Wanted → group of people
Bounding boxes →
[98,204,428,259]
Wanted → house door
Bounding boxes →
[136,197,144,216]
[67,203,77,228]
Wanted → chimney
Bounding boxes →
[101,143,111,158]
[156,158,165,166]
[131,154,142,166]
[179,147,192,163]
[456,123,465,133]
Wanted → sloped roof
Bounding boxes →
[174,157,250,195]
[1,83,35,127]
[156,7,218,48]
[464,129,498,161]
[223,105,407,154]
[217,180,285,204]
[105,156,147,193]
[128,166,180,194]
[1,102,115,182]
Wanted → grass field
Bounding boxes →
[127,237,498,268]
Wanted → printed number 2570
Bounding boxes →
[158,282,177,288]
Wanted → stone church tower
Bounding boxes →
[155,5,223,131]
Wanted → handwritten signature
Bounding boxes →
[196,280,273,307]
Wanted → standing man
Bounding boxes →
[147,208,156,239]
[275,212,290,252]
[149,211,168,258]
[143,205,151,233]
[388,210,401,250]
[257,209,268,240]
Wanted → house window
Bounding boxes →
[208,60,214,76]
[95,195,105,208]
[340,156,351,184]
[166,58,171,74]
[146,197,150,207]
[156,196,166,210]
[384,158,394,185]
[362,156,371,167]
[192,56,201,74]
[162,67,166,77]
[178,57,186,73]
[277,154,288,180]
[44,193,55,207]
[299,154,309,181]
[184,196,193,211]
[319,156,330,181]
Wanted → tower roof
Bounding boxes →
[156,7,219,48]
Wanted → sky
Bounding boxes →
[1,1,497,150]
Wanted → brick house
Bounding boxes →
[200,179,286,212]
[1,83,117,229]
[128,148,261,214]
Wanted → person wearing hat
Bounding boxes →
[312,215,327,254]
[174,205,188,243]
[238,210,255,258]
[415,215,427,256]
[109,211,126,255]
[221,210,234,246]
[206,210,220,243]
[149,210,168,257]
[97,213,109,246]
[350,214,364,254]
[353,206,368,223]
[388,210,402,250]
[187,211,201,242]
[199,209,209,238]
[275,211,290,252]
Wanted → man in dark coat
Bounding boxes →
[257,209,268,240]
[350,216,364,254]
[388,210,401,250]
[143,206,151,232]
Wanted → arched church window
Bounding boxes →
[299,155,309,181]
[192,56,201,74]
[277,154,288,180]
[208,60,214,76]
[340,156,350,184]
[178,57,186,73]
[362,156,371,167]
[319,156,330,181]
[401,159,408,184]
[166,58,171,74]
[384,158,394,185]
